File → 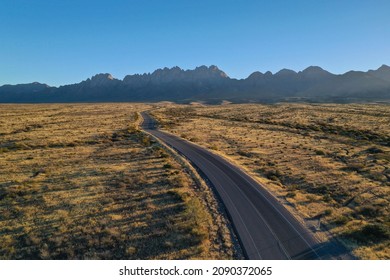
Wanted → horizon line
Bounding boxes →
[1,64,389,88]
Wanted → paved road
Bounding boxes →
[140,112,348,260]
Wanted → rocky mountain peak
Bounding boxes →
[192,65,229,78]
[300,66,332,79]
[88,73,117,87]
[247,71,264,79]
[275,69,297,76]
[368,64,390,82]
[91,73,115,81]
[302,66,326,73]
[378,64,390,71]
[1,64,389,103]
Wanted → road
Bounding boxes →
[140,111,348,260]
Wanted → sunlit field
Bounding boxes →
[153,103,390,259]
[0,104,235,260]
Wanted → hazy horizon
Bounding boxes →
[1,63,389,87]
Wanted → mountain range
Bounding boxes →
[1,65,390,103]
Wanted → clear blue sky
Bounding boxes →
[1,0,389,86]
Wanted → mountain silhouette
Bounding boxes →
[1,65,389,103]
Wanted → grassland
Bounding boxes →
[0,104,235,259]
[152,103,390,259]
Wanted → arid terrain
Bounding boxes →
[1,103,389,260]
[0,104,235,260]
[152,103,390,259]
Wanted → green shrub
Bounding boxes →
[264,169,282,181]
[323,209,333,216]
[356,205,382,218]
[315,150,326,156]
[333,215,349,225]
[347,223,390,244]
[0,148,10,153]
[286,191,296,198]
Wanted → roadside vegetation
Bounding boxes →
[0,104,234,259]
[152,103,390,259]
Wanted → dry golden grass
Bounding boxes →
[0,103,234,260]
[152,103,390,259]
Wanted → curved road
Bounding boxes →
[141,112,348,260]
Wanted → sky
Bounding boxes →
[1,0,390,86]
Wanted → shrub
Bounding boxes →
[184,198,210,242]
[306,194,316,202]
[344,162,366,172]
[169,174,189,188]
[347,223,390,244]
[160,152,169,158]
[356,205,382,218]
[286,191,296,198]
[333,215,349,225]
[264,169,282,181]
[323,194,332,202]
[365,147,384,154]
[360,224,389,241]
[163,164,172,169]
[323,209,333,216]
[237,149,254,158]
[140,135,151,147]
[0,148,10,153]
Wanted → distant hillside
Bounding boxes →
[1,65,390,103]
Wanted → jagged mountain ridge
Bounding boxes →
[1,65,390,103]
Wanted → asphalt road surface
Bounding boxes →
[140,111,350,260]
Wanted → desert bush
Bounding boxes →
[323,209,333,216]
[368,172,387,183]
[169,174,190,188]
[237,149,254,158]
[346,223,390,244]
[263,169,282,181]
[184,198,210,243]
[323,194,332,202]
[344,162,366,172]
[315,150,326,156]
[286,191,296,198]
[365,147,384,154]
[306,194,316,202]
[356,205,383,218]
[0,147,10,153]
[163,163,172,169]
[311,185,331,195]
[333,215,350,225]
